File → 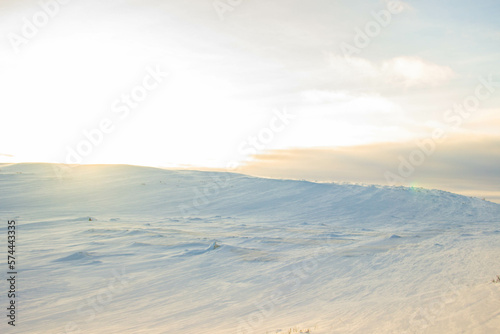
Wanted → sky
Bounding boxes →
[0,0,499,200]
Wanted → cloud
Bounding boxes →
[300,90,395,111]
[239,135,500,202]
[325,54,455,87]
[325,54,379,82]
[299,89,401,121]
[382,57,455,87]
[381,0,414,12]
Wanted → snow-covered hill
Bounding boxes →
[1,163,499,333]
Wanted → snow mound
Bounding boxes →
[1,163,499,334]
[55,251,94,262]
[207,241,221,250]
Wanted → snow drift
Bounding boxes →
[0,163,499,333]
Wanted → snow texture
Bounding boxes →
[0,163,499,333]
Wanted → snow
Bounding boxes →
[0,163,499,333]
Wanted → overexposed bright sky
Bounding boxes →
[1,0,499,171]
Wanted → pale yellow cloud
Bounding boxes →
[382,57,455,87]
[326,55,455,87]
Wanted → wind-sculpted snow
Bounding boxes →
[1,163,499,223]
[0,163,499,333]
